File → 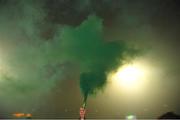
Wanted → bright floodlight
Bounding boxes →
[112,63,145,91]
[117,65,142,87]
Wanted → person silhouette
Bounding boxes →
[158,111,180,119]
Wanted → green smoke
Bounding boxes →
[0,0,140,113]
[60,15,140,106]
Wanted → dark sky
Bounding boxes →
[0,0,180,119]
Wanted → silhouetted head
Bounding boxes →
[158,112,180,119]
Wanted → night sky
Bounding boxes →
[0,0,180,119]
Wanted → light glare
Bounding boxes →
[110,63,146,92]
